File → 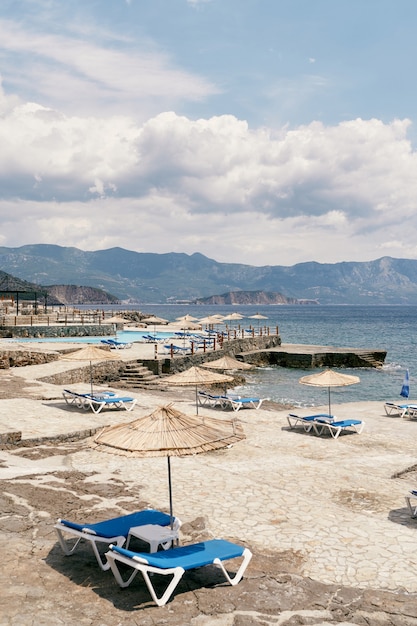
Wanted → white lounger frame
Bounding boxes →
[105,544,252,606]
[54,520,125,570]
[312,420,365,439]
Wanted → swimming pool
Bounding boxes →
[6,330,177,344]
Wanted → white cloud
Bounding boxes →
[0,76,417,266]
[0,18,218,117]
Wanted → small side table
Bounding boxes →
[126,524,179,553]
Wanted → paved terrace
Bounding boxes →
[0,337,416,623]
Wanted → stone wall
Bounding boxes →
[39,361,125,387]
[0,349,59,369]
[0,324,115,339]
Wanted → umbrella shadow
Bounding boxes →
[45,541,239,610]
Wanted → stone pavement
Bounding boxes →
[1,346,417,623]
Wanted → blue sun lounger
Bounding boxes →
[54,509,177,570]
[224,396,269,411]
[105,538,252,606]
[312,418,365,438]
[62,389,137,414]
[384,402,417,418]
[287,413,334,432]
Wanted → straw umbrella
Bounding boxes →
[91,403,245,526]
[105,315,127,324]
[249,312,268,332]
[61,345,121,396]
[299,369,360,416]
[175,314,199,322]
[161,365,233,414]
[142,315,169,338]
[201,354,253,372]
[201,355,253,394]
[223,312,244,330]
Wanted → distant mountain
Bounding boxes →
[0,270,119,305]
[196,291,304,305]
[1,244,417,304]
[45,285,119,305]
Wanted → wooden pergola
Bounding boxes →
[0,273,48,315]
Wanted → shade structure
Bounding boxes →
[105,315,127,324]
[199,315,225,325]
[299,369,360,415]
[171,320,202,331]
[142,316,169,325]
[223,312,244,321]
[161,366,233,414]
[248,312,268,332]
[201,355,253,371]
[175,314,199,322]
[61,345,121,395]
[91,403,245,525]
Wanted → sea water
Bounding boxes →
[125,304,416,407]
[20,303,417,408]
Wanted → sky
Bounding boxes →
[1,0,417,268]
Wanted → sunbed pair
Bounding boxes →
[198,390,268,412]
[54,509,251,606]
[287,413,365,438]
[62,389,137,414]
[384,402,417,418]
[100,339,132,349]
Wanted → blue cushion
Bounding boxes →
[111,539,245,570]
[60,509,171,538]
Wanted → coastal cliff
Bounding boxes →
[195,290,315,305]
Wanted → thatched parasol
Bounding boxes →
[61,345,121,395]
[201,355,253,371]
[161,366,233,414]
[175,314,199,322]
[199,315,225,325]
[299,369,360,415]
[105,315,127,324]
[91,403,245,525]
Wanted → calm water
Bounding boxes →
[23,304,417,408]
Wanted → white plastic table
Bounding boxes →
[126,524,179,552]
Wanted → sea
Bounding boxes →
[78,303,416,409]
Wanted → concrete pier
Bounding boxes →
[238,342,387,368]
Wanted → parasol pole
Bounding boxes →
[328,386,331,416]
[89,360,94,396]
[167,456,174,529]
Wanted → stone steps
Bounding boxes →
[117,361,161,389]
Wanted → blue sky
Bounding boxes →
[1,0,417,267]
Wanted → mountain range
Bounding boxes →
[1,244,417,305]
